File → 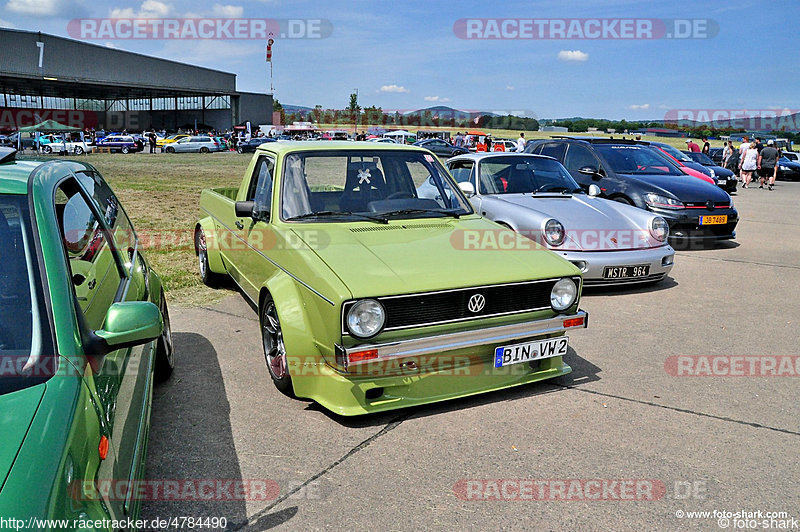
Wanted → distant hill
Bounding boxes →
[404,106,500,119]
[281,104,314,114]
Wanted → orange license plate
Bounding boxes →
[700,215,727,225]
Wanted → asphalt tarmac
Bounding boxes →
[142,179,800,531]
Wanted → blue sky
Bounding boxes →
[1,0,798,119]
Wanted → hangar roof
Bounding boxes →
[0,28,237,100]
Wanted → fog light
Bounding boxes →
[662,255,674,266]
[570,260,588,272]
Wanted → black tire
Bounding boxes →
[74,146,85,155]
[613,196,634,206]
[42,145,52,154]
[237,147,243,154]
[154,290,174,382]
[200,147,209,153]
[195,228,225,286]
[166,146,175,153]
[121,146,130,154]
[260,295,294,396]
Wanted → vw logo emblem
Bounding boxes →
[706,200,715,210]
[467,293,486,313]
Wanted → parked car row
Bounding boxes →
[0,135,744,525]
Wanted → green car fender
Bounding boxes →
[259,271,331,383]
[195,217,226,274]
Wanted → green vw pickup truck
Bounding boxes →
[196,141,587,416]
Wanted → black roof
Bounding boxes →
[544,136,642,145]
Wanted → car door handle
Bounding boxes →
[87,279,96,290]
[235,220,244,230]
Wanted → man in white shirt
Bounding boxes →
[515,132,526,152]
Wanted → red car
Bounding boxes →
[645,142,715,185]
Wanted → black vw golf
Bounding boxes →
[525,137,738,248]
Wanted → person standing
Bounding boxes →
[148,130,157,153]
[722,140,732,167]
[515,132,526,152]
[701,137,711,155]
[757,139,779,190]
[740,142,758,188]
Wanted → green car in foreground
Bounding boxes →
[0,148,173,527]
[196,141,587,416]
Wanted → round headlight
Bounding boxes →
[550,278,577,312]
[346,299,386,338]
[543,219,565,246]
[650,216,669,242]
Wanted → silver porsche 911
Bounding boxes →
[422,153,675,286]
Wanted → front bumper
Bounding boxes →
[650,207,738,242]
[553,246,674,286]
[294,311,587,416]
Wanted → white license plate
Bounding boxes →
[494,336,569,368]
[717,179,726,184]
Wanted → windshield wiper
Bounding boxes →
[377,208,462,219]
[286,211,388,224]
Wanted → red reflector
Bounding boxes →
[98,435,109,460]
[563,317,585,328]
[349,349,379,363]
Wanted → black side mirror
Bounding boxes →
[578,166,604,180]
[235,200,256,218]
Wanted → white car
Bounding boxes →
[39,134,93,155]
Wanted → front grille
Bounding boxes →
[342,278,576,334]
[684,201,731,209]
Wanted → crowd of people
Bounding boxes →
[717,135,781,190]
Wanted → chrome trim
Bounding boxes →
[342,310,587,365]
[200,206,335,306]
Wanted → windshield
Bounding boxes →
[687,152,714,165]
[656,143,692,162]
[0,194,55,396]
[595,144,684,176]
[281,150,472,221]
[478,156,581,194]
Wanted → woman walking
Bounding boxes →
[739,142,758,188]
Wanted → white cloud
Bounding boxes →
[505,85,515,91]
[212,4,244,17]
[7,0,72,16]
[557,50,589,62]
[380,84,410,93]
[104,41,117,48]
[424,96,450,103]
[0,18,16,28]
[658,104,670,109]
[111,0,172,18]
[628,103,650,110]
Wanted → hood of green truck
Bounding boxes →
[0,383,45,492]
[292,216,580,299]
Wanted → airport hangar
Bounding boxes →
[0,28,272,132]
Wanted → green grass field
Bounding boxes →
[22,129,725,305]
